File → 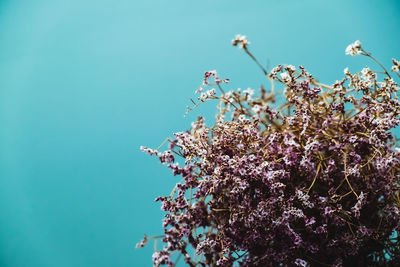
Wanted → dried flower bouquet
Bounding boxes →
[139,36,400,267]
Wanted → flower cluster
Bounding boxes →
[345,40,362,56]
[392,58,400,73]
[139,38,400,266]
[232,34,250,49]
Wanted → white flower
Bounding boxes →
[345,40,362,56]
[248,154,256,161]
[252,104,261,113]
[243,87,254,96]
[228,158,237,167]
[243,87,254,101]
[285,65,296,72]
[333,80,345,92]
[232,34,250,49]
[260,161,269,168]
[361,67,377,87]
[270,65,282,76]
[361,67,369,76]
[195,87,203,93]
[198,88,216,102]
[280,72,292,83]
[221,155,230,161]
[344,67,350,75]
[392,58,400,72]
[238,114,246,122]
[207,88,216,96]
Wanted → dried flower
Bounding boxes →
[135,235,148,248]
[392,58,400,73]
[345,40,362,56]
[232,34,250,49]
[280,71,292,83]
[140,36,400,266]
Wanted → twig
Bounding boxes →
[307,161,322,193]
[343,152,359,198]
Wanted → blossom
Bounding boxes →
[285,64,296,72]
[202,70,229,86]
[243,87,254,100]
[351,192,366,218]
[345,40,362,56]
[280,71,292,83]
[198,88,216,102]
[294,258,309,267]
[270,64,282,78]
[203,70,217,85]
[157,150,174,164]
[361,66,377,87]
[152,251,172,267]
[251,104,261,114]
[232,34,250,49]
[135,235,148,248]
[392,58,400,72]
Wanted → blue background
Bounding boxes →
[0,0,399,266]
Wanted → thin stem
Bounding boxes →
[311,80,333,90]
[157,137,173,150]
[307,161,322,193]
[216,83,226,95]
[243,47,269,76]
[362,51,391,79]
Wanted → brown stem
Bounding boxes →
[243,47,269,76]
[362,50,391,79]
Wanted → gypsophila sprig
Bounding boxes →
[139,36,400,267]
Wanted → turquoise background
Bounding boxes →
[0,0,399,266]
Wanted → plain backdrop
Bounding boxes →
[0,0,399,266]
